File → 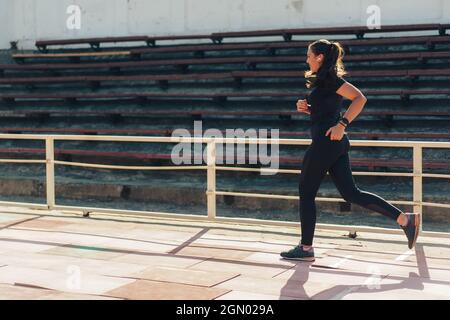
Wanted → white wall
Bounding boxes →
[0,0,13,49]
[1,0,449,50]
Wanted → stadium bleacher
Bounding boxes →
[1,23,449,212]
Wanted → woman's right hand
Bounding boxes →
[296,99,311,114]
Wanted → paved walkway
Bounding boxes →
[0,206,449,300]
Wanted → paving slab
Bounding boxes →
[106,279,230,300]
[131,266,240,287]
[0,266,135,295]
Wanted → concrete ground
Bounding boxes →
[0,206,449,300]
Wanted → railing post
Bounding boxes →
[413,146,423,231]
[206,141,216,220]
[46,138,55,210]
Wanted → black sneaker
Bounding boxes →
[280,245,315,262]
[400,213,421,249]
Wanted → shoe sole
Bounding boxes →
[280,256,315,262]
[410,213,421,249]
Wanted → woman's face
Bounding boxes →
[306,47,323,73]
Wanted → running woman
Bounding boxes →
[280,39,420,262]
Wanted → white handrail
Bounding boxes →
[0,133,449,148]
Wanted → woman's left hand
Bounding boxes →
[325,124,345,141]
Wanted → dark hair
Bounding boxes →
[305,39,347,89]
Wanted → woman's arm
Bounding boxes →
[336,82,367,123]
[326,82,367,140]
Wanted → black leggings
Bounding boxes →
[299,132,402,246]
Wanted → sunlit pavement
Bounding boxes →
[0,206,449,300]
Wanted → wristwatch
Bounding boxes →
[339,116,350,127]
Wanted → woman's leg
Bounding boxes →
[328,152,402,221]
[298,145,331,246]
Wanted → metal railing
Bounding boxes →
[0,134,449,238]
